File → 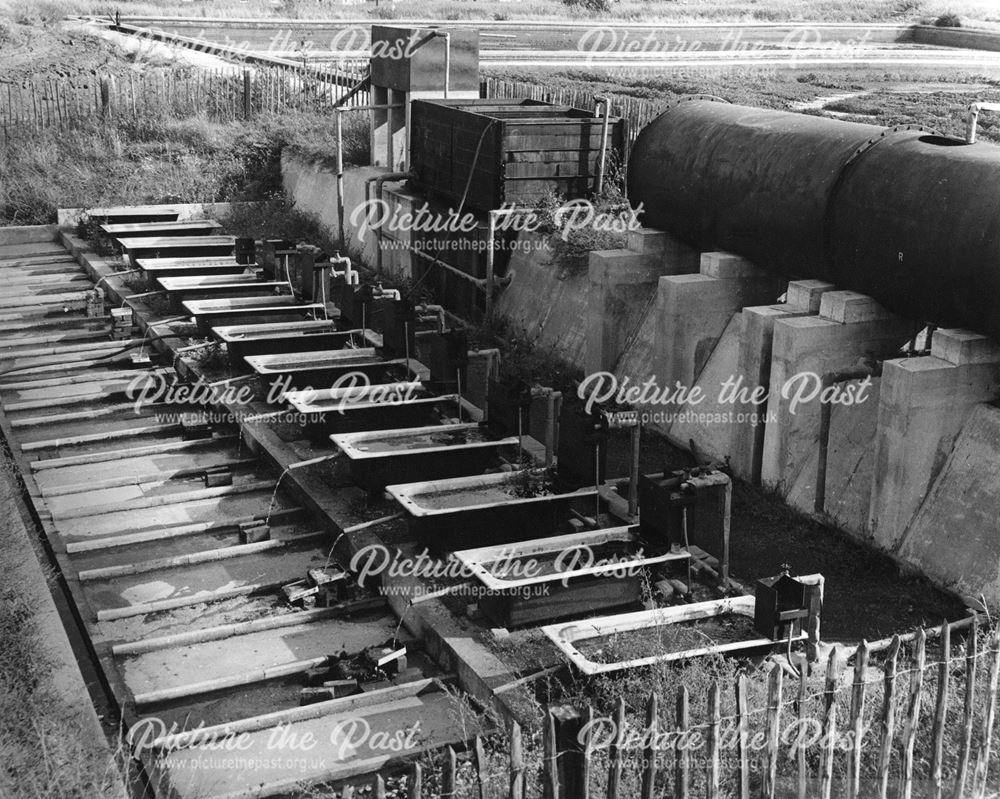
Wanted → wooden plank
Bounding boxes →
[544,710,559,799]
[442,746,457,799]
[899,629,926,799]
[641,692,657,799]
[952,621,978,799]
[878,636,902,799]
[797,665,808,799]
[510,721,525,799]
[848,641,870,799]
[707,683,720,799]
[821,649,841,799]
[930,622,951,799]
[675,686,689,799]
[606,698,624,799]
[763,666,783,799]
[410,763,422,799]
[972,632,1000,798]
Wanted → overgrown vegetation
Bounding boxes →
[0,110,369,227]
[2,0,1000,23]
[0,451,128,799]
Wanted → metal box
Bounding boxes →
[753,570,809,641]
[409,98,628,211]
[370,25,479,94]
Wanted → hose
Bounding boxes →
[0,335,188,380]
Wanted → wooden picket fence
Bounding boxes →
[481,76,663,149]
[347,616,1000,798]
[0,63,370,138]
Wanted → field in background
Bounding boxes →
[1,0,999,25]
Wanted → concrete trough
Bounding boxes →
[86,204,184,225]
[119,235,236,268]
[330,422,520,492]
[213,321,369,368]
[245,348,427,395]
[453,525,692,628]
[157,275,287,309]
[386,468,598,552]
[182,296,323,336]
[541,595,803,675]
[136,256,251,289]
[101,220,223,247]
[284,384,465,440]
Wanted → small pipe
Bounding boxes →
[336,110,345,248]
[372,171,413,276]
[594,95,612,196]
[966,102,1000,144]
[628,422,641,517]
[439,32,451,99]
[815,363,883,514]
[415,303,446,332]
[485,211,497,318]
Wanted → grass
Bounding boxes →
[0,109,369,226]
[3,0,1000,24]
[0,449,128,799]
[488,66,1000,143]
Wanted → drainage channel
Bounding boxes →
[0,234,488,799]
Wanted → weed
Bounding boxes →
[935,10,963,25]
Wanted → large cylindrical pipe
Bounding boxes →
[627,99,1000,338]
[826,133,1000,335]
[627,98,886,279]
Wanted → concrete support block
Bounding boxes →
[730,302,825,482]
[869,328,1000,551]
[656,252,783,392]
[586,249,662,373]
[585,230,701,374]
[761,294,911,496]
[625,228,701,272]
[786,279,837,313]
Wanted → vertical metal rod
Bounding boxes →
[628,422,640,517]
[484,212,497,319]
[596,97,611,196]
[594,442,601,521]
[404,320,410,374]
[336,109,345,248]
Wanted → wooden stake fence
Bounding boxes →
[350,616,998,799]
[0,63,370,137]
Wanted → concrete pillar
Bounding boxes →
[729,279,836,483]
[869,328,1000,551]
[656,252,783,392]
[585,230,699,374]
[760,290,912,494]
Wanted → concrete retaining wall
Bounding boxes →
[278,157,1000,605]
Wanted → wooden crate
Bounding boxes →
[409,98,627,211]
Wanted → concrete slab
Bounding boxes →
[156,684,483,799]
[761,299,911,495]
[898,404,1000,603]
[120,608,394,701]
[869,330,1000,552]
[83,539,326,615]
[44,474,273,519]
[667,312,744,460]
[0,242,66,259]
[496,231,591,369]
[656,253,784,392]
[34,446,245,494]
[786,378,881,535]
[56,490,297,543]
